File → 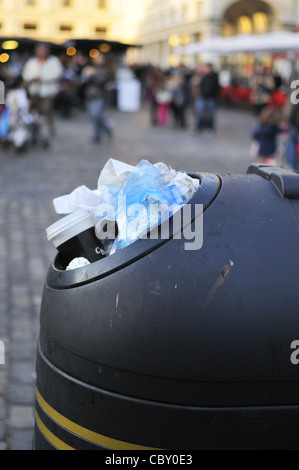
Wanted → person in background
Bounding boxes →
[155,77,173,127]
[82,53,113,144]
[5,75,38,150]
[194,63,220,135]
[22,44,63,148]
[287,102,299,172]
[146,67,163,126]
[250,64,275,116]
[171,73,192,129]
[251,106,282,165]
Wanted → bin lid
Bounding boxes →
[46,164,299,290]
[247,164,299,200]
[46,173,221,289]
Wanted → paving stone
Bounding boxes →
[10,430,34,451]
[8,406,35,429]
[10,362,36,385]
[8,384,35,406]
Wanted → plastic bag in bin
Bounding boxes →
[95,160,186,253]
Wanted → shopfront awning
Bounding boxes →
[0,37,64,54]
[63,39,140,55]
[176,31,299,56]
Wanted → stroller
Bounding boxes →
[4,76,39,151]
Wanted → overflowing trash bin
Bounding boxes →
[34,161,299,450]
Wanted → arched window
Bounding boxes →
[222,0,274,37]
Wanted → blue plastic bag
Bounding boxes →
[96,160,185,252]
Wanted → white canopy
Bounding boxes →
[176,31,299,56]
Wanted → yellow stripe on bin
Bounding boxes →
[35,411,75,450]
[36,388,162,450]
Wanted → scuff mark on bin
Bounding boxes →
[205,264,231,306]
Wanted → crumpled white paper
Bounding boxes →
[53,185,100,215]
[52,159,137,216]
[97,158,136,187]
[154,162,199,202]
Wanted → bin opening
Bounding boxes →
[47,159,201,271]
[52,174,202,273]
[53,220,119,271]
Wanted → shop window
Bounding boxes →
[60,24,73,31]
[95,26,107,33]
[24,23,37,30]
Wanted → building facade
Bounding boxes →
[0,0,124,43]
[0,0,298,67]
[122,0,299,68]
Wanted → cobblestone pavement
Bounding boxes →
[0,104,257,450]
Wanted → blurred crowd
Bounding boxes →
[0,43,116,149]
[132,61,298,171]
[0,44,299,171]
[133,61,289,128]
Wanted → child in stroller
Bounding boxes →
[5,76,38,151]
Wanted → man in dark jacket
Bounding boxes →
[194,63,220,134]
[82,53,113,143]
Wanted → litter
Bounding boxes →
[98,158,136,186]
[66,257,91,271]
[47,158,200,269]
[53,185,100,215]
[96,159,188,253]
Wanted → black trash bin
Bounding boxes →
[34,164,299,450]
